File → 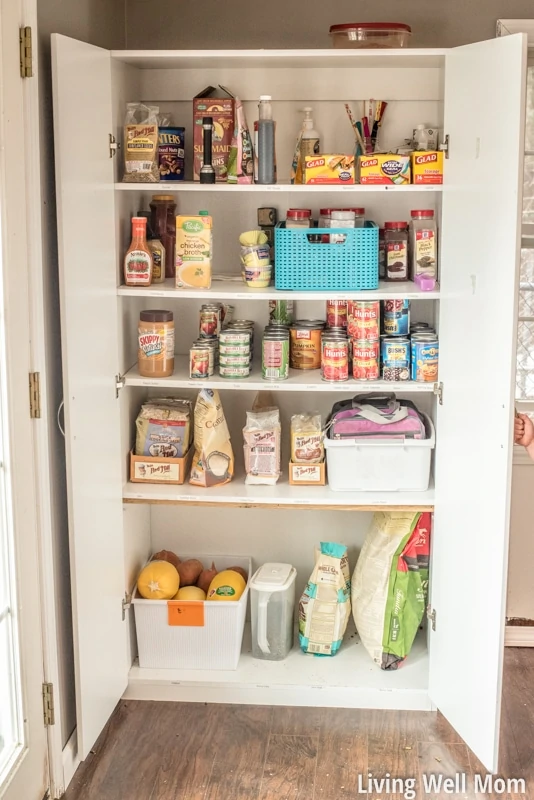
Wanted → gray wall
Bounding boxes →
[125,0,532,48]
[37,0,126,749]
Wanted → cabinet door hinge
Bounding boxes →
[29,372,41,418]
[115,373,125,398]
[122,592,132,621]
[440,133,449,159]
[426,605,437,631]
[19,26,33,78]
[109,134,120,158]
[433,381,443,405]
[42,682,55,726]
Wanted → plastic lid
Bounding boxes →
[202,116,213,124]
[250,563,296,592]
[411,210,434,218]
[259,95,272,101]
[385,221,408,229]
[287,208,312,219]
[140,310,173,322]
[151,195,175,201]
[199,210,209,216]
[329,22,411,32]
[132,216,147,224]
[320,208,334,215]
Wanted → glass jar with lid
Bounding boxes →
[384,221,409,281]
[150,195,177,279]
[286,208,312,229]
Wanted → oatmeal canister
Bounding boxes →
[411,335,439,382]
[262,331,289,381]
[138,310,174,378]
[326,300,348,329]
[381,336,410,382]
[290,321,324,370]
[383,299,410,336]
[321,336,349,382]
[353,339,380,381]
[348,300,380,341]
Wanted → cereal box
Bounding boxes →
[193,86,235,182]
[304,155,355,185]
[358,154,411,185]
[411,151,443,185]
[175,214,212,289]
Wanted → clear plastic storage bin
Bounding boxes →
[329,23,412,49]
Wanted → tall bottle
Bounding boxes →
[256,95,276,185]
[124,216,152,287]
[296,107,320,183]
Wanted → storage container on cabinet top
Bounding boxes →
[329,22,412,49]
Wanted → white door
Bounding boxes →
[430,33,527,772]
[52,35,128,760]
[0,0,49,798]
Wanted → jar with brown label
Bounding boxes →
[138,310,175,378]
[384,221,409,281]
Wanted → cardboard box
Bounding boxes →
[411,151,443,184]
[304,155,354,185]
[358,154,411,185]
[288,461,326,486]
[130,447,193,485]
[193,86,235,182]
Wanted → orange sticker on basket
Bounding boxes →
[167,601,205,627]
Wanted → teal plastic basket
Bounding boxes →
[275,221,378,291]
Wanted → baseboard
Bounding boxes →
[61,728,79,794]
[505,624,534,647]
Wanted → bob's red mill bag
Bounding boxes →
[193,86,235,182]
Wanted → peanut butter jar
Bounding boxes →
[138,310,175,378]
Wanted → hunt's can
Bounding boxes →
[190,346,212,378]
[321,336,349,382]
[353,339,380,381]
[411,335,439,382]
[326,300,348,329]
[348,300,380,341]
[381,336,410,381]
[262,332,289,381]
[383,299,410,336]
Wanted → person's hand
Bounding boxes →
[515,413,534,447]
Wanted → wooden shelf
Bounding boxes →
[118,278,441,301]
[115,181,443,194]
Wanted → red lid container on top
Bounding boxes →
[411,210,435,218]
[287,209,312,219]
[329,22,412,49]
[385,221,408,230]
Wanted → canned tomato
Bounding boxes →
[322,336,349,382]
[381,336,410,381]
[411,335,439,382]
[353,339,380,380]
[383,299,410,336]
[262,333,289,381]
[290,321,323,370]
[199,304,221,338]
[219,365,250,379]
[348,301,380,341]
[326,300,348,329]
[190,346,212,378]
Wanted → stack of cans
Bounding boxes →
[189,302,233,379]
[262,321,290,381]
[219,321,254,379]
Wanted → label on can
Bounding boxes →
[219,355,250,367]
[353,339,380,381]
[290,326,321,370]
[411,338,439,382]
[326,300,348,329]
[219,343,250,357]
[383,299,410,336]
[219,365,250,379]
[348,301,380,341]
[381,338,410,381]
[190,348,211,378]
[322,338,349,382]
[219,330,251,345]
[262,337,289,380]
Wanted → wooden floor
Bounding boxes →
[64,648,534,800]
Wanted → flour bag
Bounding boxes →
[299,542,351,656]
[189,389,234,487]
[352,512,431,670]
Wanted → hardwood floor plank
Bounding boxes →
[270,706,323,737]
[258,735,317,800]
[417,741,473,800]
[367,728,420,800]
[315,716,367,799]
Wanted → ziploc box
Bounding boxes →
[411,151,444,185]
[193,86,235,181]
[304,155,355,184]
[358,154,411,185]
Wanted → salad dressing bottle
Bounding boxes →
[124,216,153,286]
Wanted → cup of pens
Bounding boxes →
[345,100,388,156]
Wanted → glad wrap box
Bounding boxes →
[299,542,351,656]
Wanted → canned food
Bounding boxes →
[190,347,212,378]
[219,354,250,367]
[326,300,348,329]
[290,322,323,370]
[411,335,439,382]
[381,336,410,381]
[383,299,410,336]
[219,330,251,345]
[199,304,222,338]
[410,322,434,334]
[353,339,380,381]
[322,336,349,382]
[221,304,234,325]
[193,337,219,367]
[219,343,250,357]
[348,300,380,341]
[219,365,250,379]
[262,334,289,381]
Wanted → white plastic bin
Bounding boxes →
[133,555,252,670]
[325,414,435,492]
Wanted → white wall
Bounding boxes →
[37,0,126,748]
[508,463,534,619]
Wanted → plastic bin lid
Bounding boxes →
[250,563,296,592]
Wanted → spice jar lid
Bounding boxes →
[320,208,334,215]
[411,209,435,218]
[287,208,312,219]
[385,221,408,229]
[151,195,175,201]
[140,310,173,322]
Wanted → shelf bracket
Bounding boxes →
[109,133,120,159]
[426,605,436,632]
[440,134,449,159]
[115,373,125,398]
[433,381,443,405]
[122,592,132,621]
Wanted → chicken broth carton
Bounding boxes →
[175,214,212,289]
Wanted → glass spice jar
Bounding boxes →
[138,310,175,378]
[384,221,409,281]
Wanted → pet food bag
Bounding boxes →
[352,511,431,670]
[299,542,351,656]
[189,389,234,487]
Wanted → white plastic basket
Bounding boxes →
[325,414,435,492]
[133,555,252,670]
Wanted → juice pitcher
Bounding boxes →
[250,563,296,661]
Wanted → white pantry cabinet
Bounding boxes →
[51,34,526,772]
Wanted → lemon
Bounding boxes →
[207,569,246,601]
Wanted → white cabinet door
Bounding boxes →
[430,33,527,772]
[52,35,128,759]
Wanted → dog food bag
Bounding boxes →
[190,389,234,487]
[352,511,431,670]
[135,398,192,458]
[243,406,281,485]
[123,103,160,183]
[299,542,351,656]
